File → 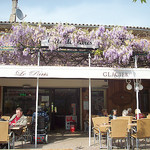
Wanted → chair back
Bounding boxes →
[111,119,128,138]
[91,115,99,118]
[38,116,46,129]
[32,116,46,130]
[117,116,133,129]
[117,116,133,123]
[147,114,150,119]
[137,118,150,138]
[1,116,10,121]
[92,117,109,125]
[92,117,99,134]
[92,117,109,133]
[0,121,9,142]
[27,116,32,125]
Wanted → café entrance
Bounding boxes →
[50,88,80,130]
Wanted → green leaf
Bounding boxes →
[133,0,147,3]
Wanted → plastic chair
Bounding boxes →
[131,118,150,149]
[1,116,10,121]
[92,117,109,149]
[107,119,129,150]
[0,121,15,149]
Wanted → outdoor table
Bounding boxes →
[99,123,137,129]
[9,125,25,147]
[128,123,137,128]
[9,125,24,130]
[9,125,24,136]
[132,119,137,123]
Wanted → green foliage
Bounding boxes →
[133,0,147,3]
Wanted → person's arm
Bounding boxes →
[9,114,16,123]
[44,112,49,122]
[32,112,35,122]
[16,115,27,126]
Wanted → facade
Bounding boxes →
[0,21,150,131]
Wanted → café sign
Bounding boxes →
[15,70,48,77]
[0,65,150,79]
[103,71,129,78]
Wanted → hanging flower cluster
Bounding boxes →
[0,23,149,67]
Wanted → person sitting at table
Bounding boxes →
[109,109,117,120]
[9,107,27,136]
[9,107,27,127]
[0,111,6,121]
[122,109,128,116]
[26,109,33,116]
[0,111,4,121]
[32,106,49,122]
[101,109,108,117]
[135,108,144,119]
[97,106,103,116]
[127,108,134,116]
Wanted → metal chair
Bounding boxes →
[92,117,109,149]
[131,118,150,149]
[107,119,129,150]
[0,121,15,149]
[23,116,32,141]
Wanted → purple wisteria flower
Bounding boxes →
[0,23,149,67]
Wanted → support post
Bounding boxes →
[135,83,139,120]
[35,51,40,148]
[134,55,139,120]
[88,53,91,146]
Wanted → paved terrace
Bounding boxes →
[13,131,150,150]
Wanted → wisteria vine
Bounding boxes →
[0,23,150,67]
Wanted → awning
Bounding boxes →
[0,65,150,79]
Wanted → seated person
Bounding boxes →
[101,109,108,117]
[97,106,103,116]
[109,109,117,120]
[135,109,144,119]
[122,109,128,116]
[32,106,49,123]
[26,109,33,116]
[9,107,27,136]
[9,107,27,127]
[0,111,5,121]
[127,108,134,116]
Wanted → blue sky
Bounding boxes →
[1,0,150,27]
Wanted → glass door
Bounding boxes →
[50,88,80,130]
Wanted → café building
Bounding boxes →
[0,21,150,131]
